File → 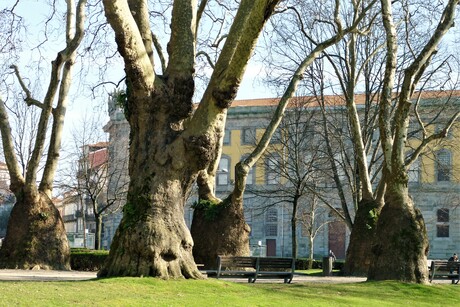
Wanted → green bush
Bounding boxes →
[295,258,323,270]
[295,258,344,272]
[70,248,109,271]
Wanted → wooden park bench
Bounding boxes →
[207,256,257,282]
[429,260,460,284]
[208,256,295,283]
[254,257,295,283]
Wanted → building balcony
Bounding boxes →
[75,210,96,221]
[63,214,76,222]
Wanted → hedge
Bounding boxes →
[295,258,344,272]
[70,248,109,271]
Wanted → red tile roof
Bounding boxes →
[230,90,460,108]
[88,148,108,169]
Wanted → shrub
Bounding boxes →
[296,258,345,273]
[295,258,322,270]
[70,248,109,271]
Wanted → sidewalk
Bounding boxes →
[0,270,365,283]
[0,269,97,281]
[0,270,453,284]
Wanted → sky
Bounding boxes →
[2,0,460,196]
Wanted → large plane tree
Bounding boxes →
[0,0,87,269]
[367,0,460,283]
[98,0,281,278]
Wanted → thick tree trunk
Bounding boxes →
[98,91,203,278]
[99,178,202,278]
[191,197,250,269]
[0,188,70,270]
[368,186,429,283]
[343,198,380,276]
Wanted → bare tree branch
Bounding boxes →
[9,65,44,109]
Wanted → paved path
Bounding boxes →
[0,270,454,284]
[0,269,97,281]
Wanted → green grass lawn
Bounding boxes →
[0,278,458,306]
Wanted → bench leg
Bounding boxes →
[284,277,292,284]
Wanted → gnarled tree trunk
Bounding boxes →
[368,183,428,282]
[99,179,201,278]
[191,197,250,269]
[98,82,203,278]
[0,187,70,270]
[343,198,380,276]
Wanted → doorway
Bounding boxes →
[266,239,277,256]
[328,220,346,259]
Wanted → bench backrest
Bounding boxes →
[431,260,460,272]
[217,256,257,270]
[258,257,295,271]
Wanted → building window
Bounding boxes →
[242,127,256,145]
[270,129,282,144]
[408,120,422,139]
[217,156,230,186]
[265,208,278,236]
[436,150,451,182]
[245,209,253,237]
[408,158,420,183]
[223,129,231,145]
[266,154,281,185]
[265,208,278,223]
[436,208,449,238]
[265,224,278,236]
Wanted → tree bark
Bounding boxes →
[308,235,314,269]
[99,181,202,277]
[368,183,429,282]
[95,214,102,250]
[0,187,70,270]
[291,197,299,259]
[98,85,204,278]
[191,196,250,269]
[343,198,380,276]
